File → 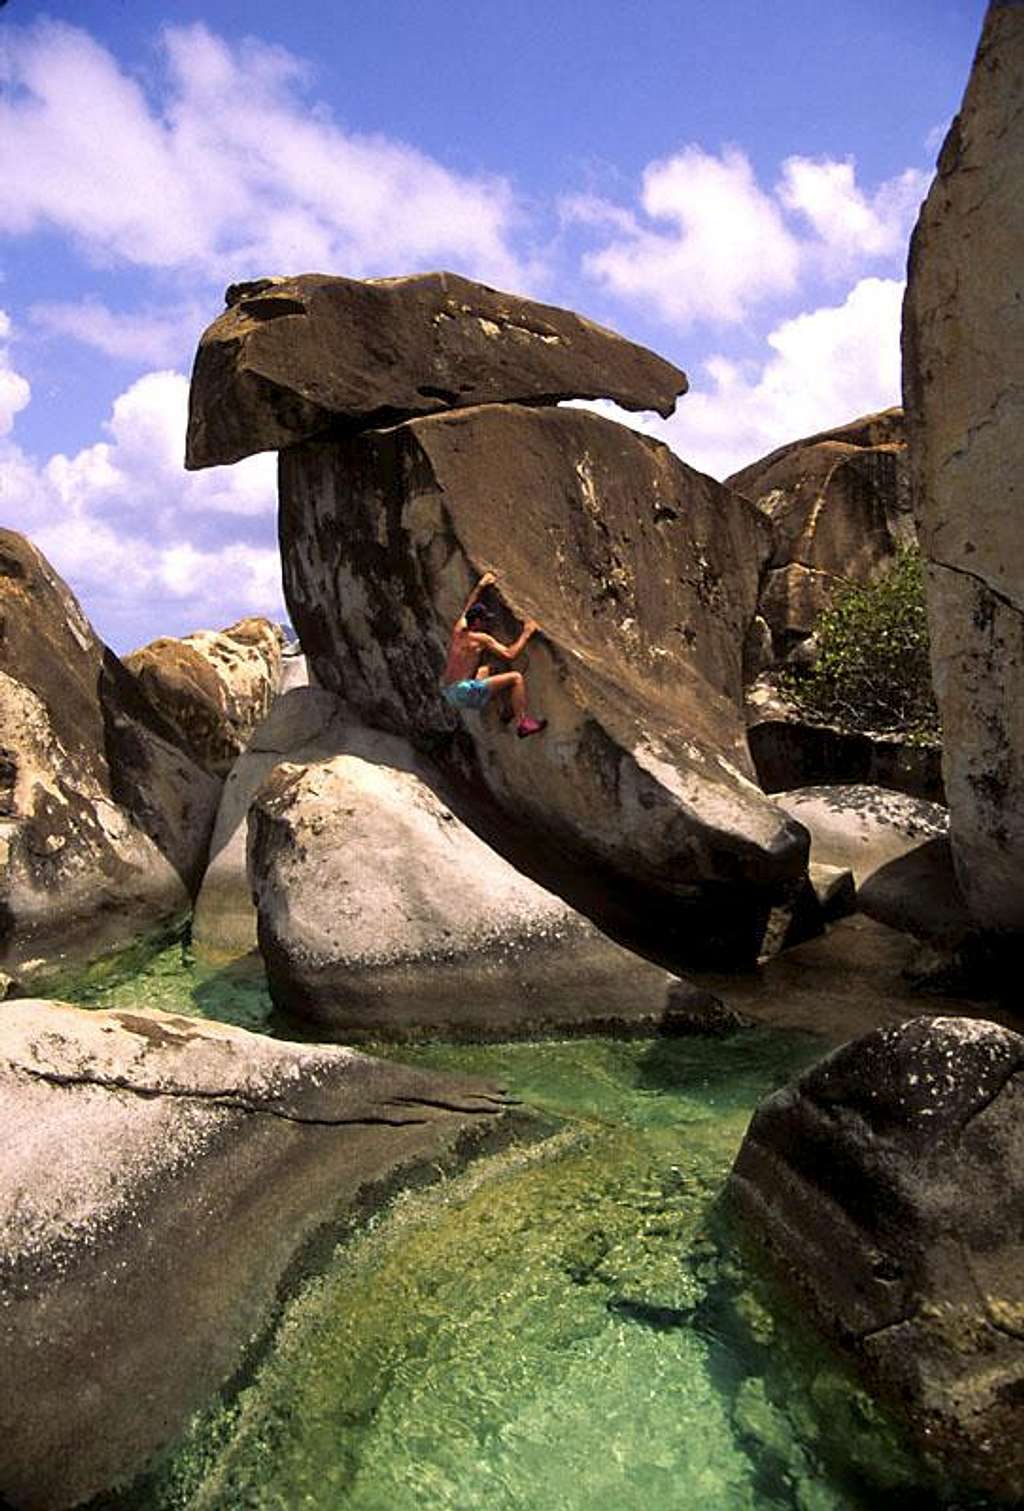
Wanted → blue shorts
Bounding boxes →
[442,678,492,711]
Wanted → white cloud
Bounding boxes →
[777,156,929,271]
[30,300,201,367]
[2,356,283,649]
[0,311,31,436]
[575,277,905,481]
[568,145,926,331]
[0,20,535,291]
[567,146,801,328]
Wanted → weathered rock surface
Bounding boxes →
[0,532,220,989]
[186,271,688,468]
[0,997,525,1510]
[124,617,284,778]
[728,1015,1024,1503]
[279,402,810,970]
[902,4,1024,935]
[727,409,912,658]
[247,727,682,1038]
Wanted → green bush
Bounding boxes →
[782,546,940,742]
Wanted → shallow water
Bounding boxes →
[72,947,992,1511]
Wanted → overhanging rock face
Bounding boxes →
[185,270,688,468]
[279,402,809,969]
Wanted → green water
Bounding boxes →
[68,940,986,1510]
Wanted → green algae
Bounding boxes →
[61,932,279,1035]
[95,1029,990,1511]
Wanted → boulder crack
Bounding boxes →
[930,553,1024,619]
[12,1064,441,1128]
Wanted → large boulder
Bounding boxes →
[726,409,913,658]
[124,617,284,778]
[278,402,810,970]
[902,4,1024,936]
[0,532,220,990]
[728,1016,1024,1503]
[246,735,681,1038]
[185,271,687,468]
[0,998,523,1509]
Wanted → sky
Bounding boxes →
[0,0,988,651]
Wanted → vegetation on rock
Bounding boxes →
[782,546,940,742]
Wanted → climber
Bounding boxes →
[441,571,548,739]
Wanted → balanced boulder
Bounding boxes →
[727,408,912,659]
[728,1015,1024,1503]
[0,532,220,990]
[903,3,1024,935]
[185,270,687,468]
[278,402,809,970]
[124,617,284,778]
[0,998,521,1509]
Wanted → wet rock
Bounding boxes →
[185,270,687,468]
[124,616,284,778]
[728,1015,1024,1503]
[902,4,1024,937]
[247,736,682,1038]
[0,997,524,1509]
[727,408,912,659]
[0,531,220,990]
[279,402,808,971]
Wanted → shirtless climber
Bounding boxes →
[441,571,548,738]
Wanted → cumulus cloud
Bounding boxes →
[2,359,283,649]
[0,20,534,290]
[574,277,905,481]
[567,146,801,328]
[568,144,926,330]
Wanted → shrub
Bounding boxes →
[782,546,940,742]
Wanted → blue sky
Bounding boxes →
[0,0,987,649]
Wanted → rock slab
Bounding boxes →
[0,998,522,1509]
[902,3,1024,934]
[279,402,809,970]
[186,270,688,468]
[728,1015,1024,1503]
[0,531,220,989]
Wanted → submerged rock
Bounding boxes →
[903,3,1024,937]
[727,408,912,660]
[247,731,682,1038]
[0,531,220,989]
[0,997,525,1509]
[124,616,284,778]
[728,1015,1024,1503]
[279,402,809,971]
[186,270,688,468]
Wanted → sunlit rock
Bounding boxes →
[185,270,688,468]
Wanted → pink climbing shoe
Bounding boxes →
[516,716,548,739]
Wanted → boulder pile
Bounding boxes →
[0,530,220,990]
[188,273,811,971]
